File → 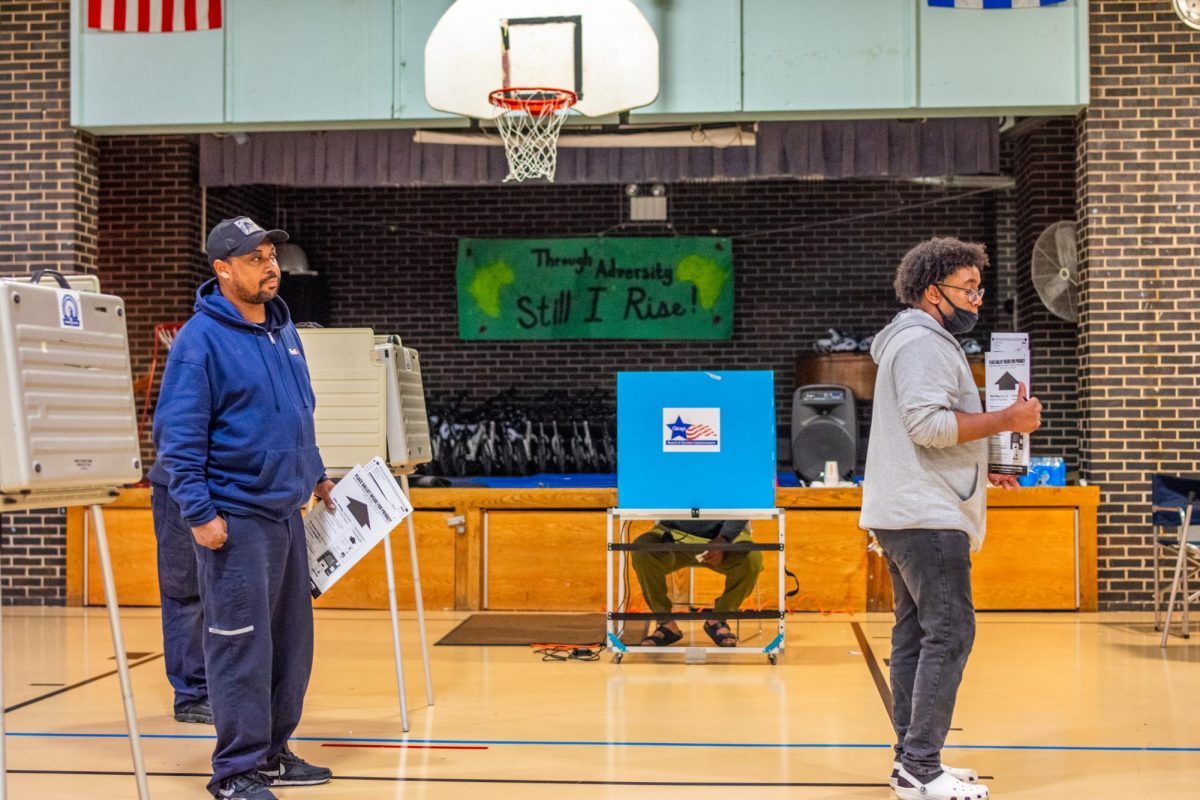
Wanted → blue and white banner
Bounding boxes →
[928,0,1067,8]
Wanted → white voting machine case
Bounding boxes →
[297,327,389,472]
[297,328,432,472]
[0,277,141,501]
[375,334,432,471]
[0,272,149,798]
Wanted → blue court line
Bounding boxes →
[6,732,1200,753]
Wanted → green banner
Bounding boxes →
[457,237,733,340]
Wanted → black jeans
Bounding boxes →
[874,529,976,778]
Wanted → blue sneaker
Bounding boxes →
[259,747,333,786]
[173,698,213,724]
[213,771,276,799]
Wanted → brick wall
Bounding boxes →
[995,137,1019,332]
[98,136,205,463]
[1012,118,1082,475]
[0,1,98,603]
[270,179,1001,439]
[97,136,278,464]
[1077,0,1200,609]
[0,1,97,277]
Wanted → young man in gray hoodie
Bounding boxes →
[860,238,1042,800]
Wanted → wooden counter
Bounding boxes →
[66,485,1099,613]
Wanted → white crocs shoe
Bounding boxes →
[893,765,989,800]
[890,761,979,790]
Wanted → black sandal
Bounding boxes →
[703,619,737,647]
[641,624,683,647]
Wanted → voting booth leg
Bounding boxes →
[90,505,151,799]
[777,513,787,651]
[0,549,7,799]
[399,474,434,707]
[605,511,614,649]
[381,530,411,731]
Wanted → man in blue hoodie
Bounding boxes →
[154,216,336,800]
[860,238,1041,800]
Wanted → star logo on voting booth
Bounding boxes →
[662,408,720,453]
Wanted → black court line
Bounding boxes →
[4,653,163,714]
[850,622,892,724]
[7,769,887,788]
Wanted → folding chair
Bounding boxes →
[1151,474,1200,645]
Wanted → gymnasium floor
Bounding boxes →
[2,608,1196,799]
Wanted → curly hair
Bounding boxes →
[893,237,989,306]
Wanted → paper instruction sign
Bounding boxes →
[304,456,413,598]
[985,338,1031,476]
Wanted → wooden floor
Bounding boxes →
[1,608,1197,799]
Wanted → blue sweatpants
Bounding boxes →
[194,509,314,791]
[149,483,207,712]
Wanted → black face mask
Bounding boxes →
[934,287,979,335]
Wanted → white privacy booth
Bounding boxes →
[296,327,433,732]
[0,271,149,798]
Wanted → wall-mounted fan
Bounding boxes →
[1173,0,1200,31]
[1031,220,1079,322]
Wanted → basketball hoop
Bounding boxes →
[489,87,576,183]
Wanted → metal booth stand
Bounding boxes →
[298,329,435,732]
[606,507,786,664]
[1,273,149,798]
[606,370,783,665]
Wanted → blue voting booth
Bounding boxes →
[608,371,785,664]
[616,370,777,510]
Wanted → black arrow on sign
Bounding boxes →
[346,496,371,529]
[994,371,1020,391]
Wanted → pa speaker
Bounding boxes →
[791,384,857,483]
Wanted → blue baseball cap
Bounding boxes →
[206,216,289,265]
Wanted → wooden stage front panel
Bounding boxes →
[66,485,1099,613]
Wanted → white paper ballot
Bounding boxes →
[990,332,1029,353]
[304,456,413,598]
[985,348,1032,475]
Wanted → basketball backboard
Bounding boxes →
[425,0,659,120]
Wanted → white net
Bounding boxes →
[491,90,574,183]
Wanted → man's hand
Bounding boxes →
[989,472,1020,490]
[314,479,336,512]
[699,536,727,566]
[1004,382,1043,434]
[192,516,228,550]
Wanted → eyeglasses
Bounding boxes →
[936,283,986,304]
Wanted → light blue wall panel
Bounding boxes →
[742,0,913,112]
[71,0,224,127]
[71,0,1088,132]
[226,0,394,123]
[394,0,455,120]
[631,0,741,116]
[919,0,1084,109]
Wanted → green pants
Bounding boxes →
[631,526,763,617]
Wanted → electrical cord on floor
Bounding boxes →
[530,644,601,662]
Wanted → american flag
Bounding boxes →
[928,0,1066,7]
[685,424,716,440]
[87,0,223,33]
